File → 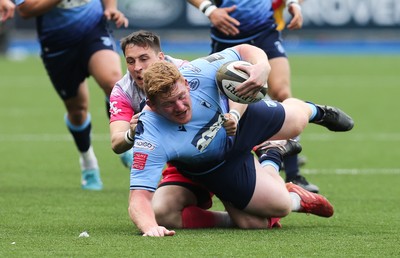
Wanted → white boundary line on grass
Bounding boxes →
[1,134,399,175]
[2,132,400,142]
[302,168,400,175]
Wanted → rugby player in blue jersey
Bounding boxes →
[15,0,128,190]
[128,44,353,236]
[187,0,320,192]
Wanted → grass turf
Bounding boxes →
[0,54,399,257]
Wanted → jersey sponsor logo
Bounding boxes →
[274,41,285,54]
[262,99,278,107]
[200,100,211,108]
[181,64,201,73]
[178,125,186,132]
[109,101,121,116]
[133,152,148,170]
[203,53,225,63]
[57,0,91,9]
[101,36,113,47]
[134,140,155,151]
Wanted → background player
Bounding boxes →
[15,0,128,190]
[187,0,319,192]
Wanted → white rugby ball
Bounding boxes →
[216,60,268,104]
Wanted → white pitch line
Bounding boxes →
[2,132,400,142]
[302,168,400,175]
[0,134,111,142]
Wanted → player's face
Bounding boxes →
[153,80,192,124]
[124,44,164,88]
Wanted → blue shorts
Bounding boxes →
[188,100,285,209]
[211,28,287,60]
[41,18,117,100]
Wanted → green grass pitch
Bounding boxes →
[0,53,399,257]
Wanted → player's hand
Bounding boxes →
[286,4,303,30]
[209,6,240,36]
[142,226,176,237]
[129,113,141,133]
[234,62,270,99]
[0,0,15,22]
[223,113,238,136]
[104,8,129,28]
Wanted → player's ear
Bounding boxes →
[158,51,165,60]
[185,79,190,90]
[146,99,155,109]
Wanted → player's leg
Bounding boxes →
[222,155,293,229]
[88,49,122,97]
[64,81,102,190]
[267,57,319,192]
[153,185,232,228]
[152,166,233,229]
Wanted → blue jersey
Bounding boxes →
[211,0,275,43]
[130,48,242,191]
[16,0,104,50]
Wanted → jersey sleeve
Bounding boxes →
[109,85,134,123]
[129,114,168,191]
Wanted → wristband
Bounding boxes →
[124,130,134,145]
[199,0,212,12]
[286,0,301,10]
[229,109,241,124]
[204,5,217,17]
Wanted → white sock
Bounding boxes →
[289,192,302,211]
[79,146,98,170]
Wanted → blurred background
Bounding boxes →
[2,0,400,58]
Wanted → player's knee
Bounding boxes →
[268,79,291,102]
[153,203,181,228]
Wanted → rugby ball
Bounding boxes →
[216,60,268,104]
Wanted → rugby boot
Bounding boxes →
[286,174,320,193]
[313,104,354,132]
[253,139,302,158]
[286,182,333,217]
[81,168,103,191]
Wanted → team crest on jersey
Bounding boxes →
[133,152,148,170]
[188,79,200,91]
[57,0,91,9]
[109,101,121,116]
[134,140,155,151]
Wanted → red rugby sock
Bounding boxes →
[181,206,217,228]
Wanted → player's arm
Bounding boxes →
[110,119,135,154]
[285,0,303,30]
[0,0,16,22]
[223,101,247,136]
[230,44,270,98]
[16,0,61,18]
[128,189,175,237]
[186,0,240,36]
[102,0,128,28]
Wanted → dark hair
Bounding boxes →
[120,30,162,56]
